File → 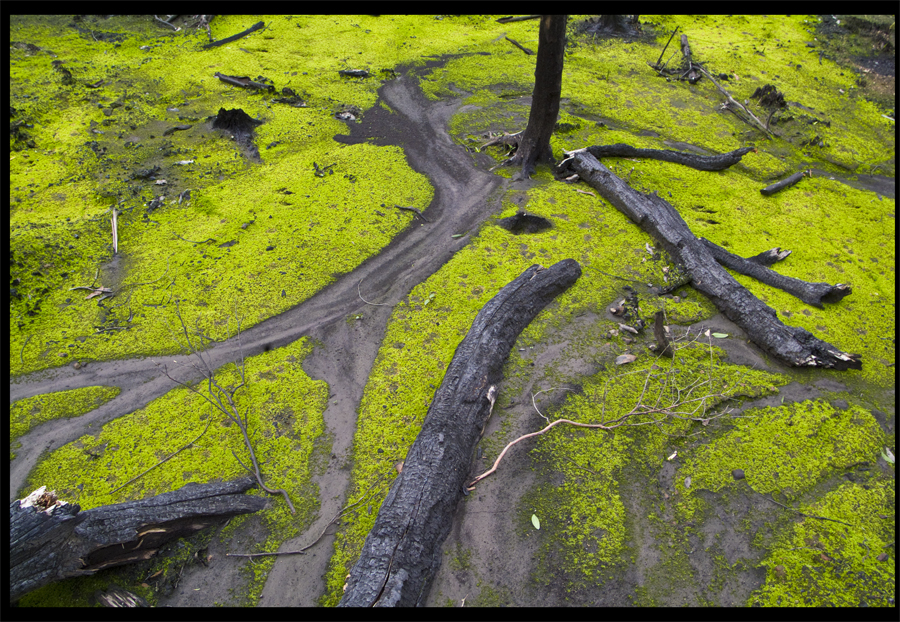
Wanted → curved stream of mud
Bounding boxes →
[9,68,502,539]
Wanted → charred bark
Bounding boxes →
[506,15,567,178]
[10,477,265,603]
[339,259,582,607]
[584,144,754,172]
[564,151,861,370]
[698,238,851,308]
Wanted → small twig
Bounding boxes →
[19,335,31,365]
[109,418,212,494]
[163,301,295,514]
[358,278,392,307]
[468,419,611,489]
[505,37,534,55]
[696,65,774,137]
[531,387,575,422]
[496,15,541,24]
[175,233,216,244]
[762,494,852,526]
[226,475,386,558]
[393,205,431,222]
[154,15,180,31]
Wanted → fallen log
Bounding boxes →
[698,238,851,308]
[564,151,861,370]
[339,259,582,607]
[10,477,266,603]
[585,144,754,172]
[760,169,810,196]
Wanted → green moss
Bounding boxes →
[19,337,328,606]
[678,400,885,520]
[10,385,120,460]
[10,15,518,378]
[750,479,894,606]
[448,543,474,572]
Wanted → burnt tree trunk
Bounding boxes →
[565,151,860,370]
[10,477,266,603]
[508,14,567,178]
[339,259,582,607]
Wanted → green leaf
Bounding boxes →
[882,447,895,464]
[711,333,729,338]
[451,233,464,238]
[531,514,541,530]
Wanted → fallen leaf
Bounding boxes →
[615,353,637,365]
[532,514,541,530]
[711,332,729,338]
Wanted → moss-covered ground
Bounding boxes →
[10,385,119,460]
[10,15,894,608]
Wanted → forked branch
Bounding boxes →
[162,300,295,514]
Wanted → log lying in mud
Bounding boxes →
[339,259,582,607]
[10,477,265,603]
[585,144,754,172]
[564,150,861,370]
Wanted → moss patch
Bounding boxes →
[10,385,120,460]
[19,337,328,606]
[750,479,895,606]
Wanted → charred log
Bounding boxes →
[584,144,754,172]
[564,151,861,370]
[760,169,810,196]
[339,259,582,607]
[698,238,851,308]
[10,477,265,603]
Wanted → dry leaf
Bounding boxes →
[615,353,637,365]
[395,461,404,474]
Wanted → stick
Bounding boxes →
[505,37,534,55]
[496,15,541,24]
[202,21,265,50]
[109,418,212,494]
[393,205,431,222]
[225,475,386,558]
[696,65,774,137]
[112,208,118,255]
[654,26,679,67]
[467,419,610,489]
[358,278,392,306]
[760,170,809,196]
